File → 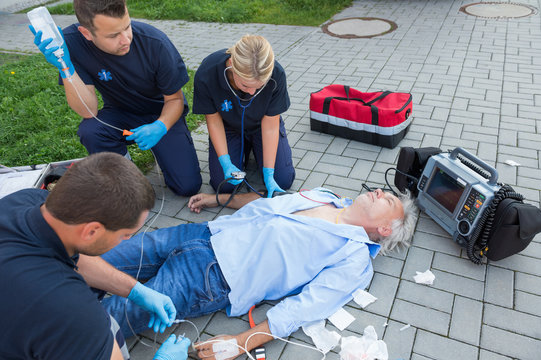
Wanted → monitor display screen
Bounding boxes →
[426,167,465,214]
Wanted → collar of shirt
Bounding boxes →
[210,188,380,258]
[27,202,79,269]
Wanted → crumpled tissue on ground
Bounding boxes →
[413,269,435,285]
[302,319,341,354]
[504,159,520,167]
[328,307,356,331]
[352,288,377,308]
[339,325,388,360]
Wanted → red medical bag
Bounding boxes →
[310,85,413,148]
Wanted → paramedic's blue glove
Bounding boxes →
[127,120,167,151]
[128,282,176,333]
[29,25,74,79]
[263,167,285,198]
[154,335,190,360]
[218,154,242,185]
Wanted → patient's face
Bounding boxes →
[355,189,404,228]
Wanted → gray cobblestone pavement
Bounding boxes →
[2,0,541,359]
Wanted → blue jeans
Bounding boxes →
[101,223,230,338]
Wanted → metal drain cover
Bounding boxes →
[322,17,397,39]
[460,2,537,18]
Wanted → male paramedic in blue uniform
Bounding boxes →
[0,153,189,360]
[30,0,201,196]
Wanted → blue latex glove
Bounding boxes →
[127,282,177,333]
[154,334,190,360]
[263,167,285,198]
[218,154,242,185]
[126,120,167,151]
[29,25,74,79]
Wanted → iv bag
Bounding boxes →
[27,6,65,56]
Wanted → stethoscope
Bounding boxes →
[223,66,276,168]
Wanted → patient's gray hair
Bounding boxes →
[376,190,418,255]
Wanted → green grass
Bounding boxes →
[47,0,352,26]
[0,52,203,171]
[0,52,28,66]
[17,0,63,13]
[8,1,352,170]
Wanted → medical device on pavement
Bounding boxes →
[416,147,500,248]
[398,146,541,264]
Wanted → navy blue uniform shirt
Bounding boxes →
[0,189,113,360]
[193,49,290,135]
[62,21,189,117]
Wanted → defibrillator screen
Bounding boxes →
[426,167,465,214]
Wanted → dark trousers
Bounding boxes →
[209,119,295,192]
[77,107,202,196]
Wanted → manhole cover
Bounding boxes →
[322,17,397,39]
[460,2,537,18]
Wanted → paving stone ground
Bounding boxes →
[1,0,541,359]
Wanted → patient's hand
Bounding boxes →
[194,335,240,360]
[188,193,218,213]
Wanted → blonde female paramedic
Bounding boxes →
[193,35,295,197]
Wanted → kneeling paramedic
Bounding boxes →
[193,34,295,198]
[30,0,202,197]
[0,153,189,360]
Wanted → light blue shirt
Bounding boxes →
[208,188,380,338]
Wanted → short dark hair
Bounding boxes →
[45,152,155,231]
[73,0,127,32]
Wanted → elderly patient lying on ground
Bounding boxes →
[101,187,417,358]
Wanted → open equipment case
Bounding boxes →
[0,159,82,199]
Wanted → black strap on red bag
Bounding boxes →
[321,85,411,126]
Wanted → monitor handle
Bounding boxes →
[449,147,498,185]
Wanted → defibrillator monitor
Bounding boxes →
[416,148,501,246]
[425,168,466,214]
